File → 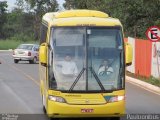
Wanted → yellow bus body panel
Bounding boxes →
[51,17,121,27]
[40,10,126,118]
[43,10,122,28]
[55,10,109,18]
[46,90,125,118]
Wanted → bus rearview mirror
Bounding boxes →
[39,43,47,66]
[125,42,133,66]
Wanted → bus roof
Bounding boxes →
[42,10,122,27]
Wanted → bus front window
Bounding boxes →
[49,27,124,92]
[51,28,86,90]
[88,28,124,91]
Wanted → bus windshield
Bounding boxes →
[49,27,124,92]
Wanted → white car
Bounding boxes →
[13,44,39,64]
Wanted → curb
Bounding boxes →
[126,76,160,95]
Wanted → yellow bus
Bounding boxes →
[39,10,132,120]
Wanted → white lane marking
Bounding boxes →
[0,57,39,86]
[11,65,39,86]
[126,80,160,96]
[0,80,33,113]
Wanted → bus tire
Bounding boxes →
[43,106,46,114]
[42,95,46,114]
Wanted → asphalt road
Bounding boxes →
[0,51,160,118]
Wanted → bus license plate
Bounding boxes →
[81,109,94,113]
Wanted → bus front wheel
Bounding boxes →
[42,95,46,113]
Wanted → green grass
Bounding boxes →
[0,39,38,50]
[126,71,160,87]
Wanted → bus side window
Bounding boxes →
[40,24,48,44]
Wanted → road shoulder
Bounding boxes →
[126,76,160,95]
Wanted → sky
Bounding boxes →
[2,0,65,11]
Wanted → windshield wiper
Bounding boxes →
[89,67,105,91]
[69,68,85,91]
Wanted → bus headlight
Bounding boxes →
[109,96,125,102]
[48,95,66,103]
[104,95,125,103]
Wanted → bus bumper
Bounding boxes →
[47,100,125,118]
